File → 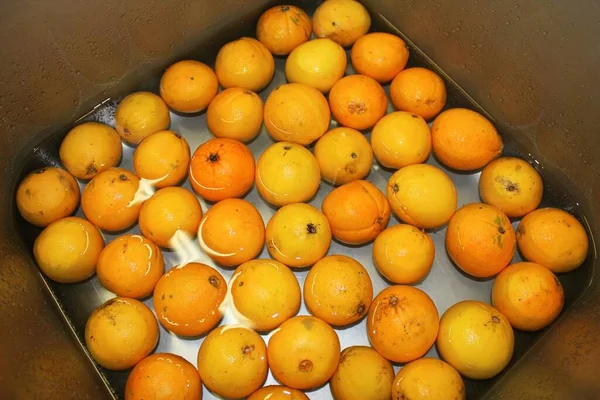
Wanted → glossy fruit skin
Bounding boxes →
[392,358,466,400]
[256,5,312,56]
[207,88,264,143]
[351,32,409,83]
[390,67,447,120]
[312,0,371,47]
[215,37,275,92]
[159,60,219,113]
[115,91,170,145]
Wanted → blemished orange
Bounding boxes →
[390,67,447,120]
[198,198,265,267]
[115,91,171,145]
[153,262,227,337]
[159,60,219,113]
[372,224,435,284]
[517,207,589,273]
[197,326,268,399]
[81,168,141,232]
[263,83,331,145]
[59,122,122,180]
[215,37,275,92]
[16,167,80,228]
[189,138,255,203]
[312,0,371,47]
[446,203,516,278]
[321,180,390,245]
[351,32,410,83]
[268,316,341,390]
[207,88,264,143]
[85,297,159,370]
[256,5,312,56]
[248,385,309,400]
[33,217,104,283]
[492,262,564,331]
[133,130,191,188]
[96,234,164,299]
[125,353,202,400]
[367,285,439,363]
[431,108,503,171]
[386,163,457,229]
[329,74,388,131]
[392,358,465,400]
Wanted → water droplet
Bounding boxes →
[543,30,548,36]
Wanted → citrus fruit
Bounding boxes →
[248,385,309,400]
[159,60,219,113]
[392,358,465,400]
[256,5,312,56]
[351,32,409,83]
[312,0,371,47]
[115,91,170,145]
[206,87,264,143]
[215,37,275,92]
[390,67,447,120]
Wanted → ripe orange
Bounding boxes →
[115,91,171,145]
[159,60,219,113]
[207,87,264,143]
[392,358,465,400]
[248,385,309,400]
[351,32,410,83]
[390,67,447,120]
[215,37,275,92]
[312,0,371,47]
[256,5,312,55]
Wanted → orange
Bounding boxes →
[431,108,503,171]
[321,180,390,245]
[492,262,564,331]
[437,300,514,380]
[256,141,321,207]
[371,111,432,169]
[33,217,104,283]
[390,67,447,120]
[516,207,589,273]
[329,74,388,131]
[330,346,394,400]
[133,130,191,188]
[263,83,330,145]
[351,32,410,83]
[215,37,275,92]
[125,353,202,400]
[248,386,309,400]
[392,358,465,400]
[85,297,159,370]
[206,87,264,143]
[189,138,255,203]
[312,0,371,47]
[198,198,265,267]
[153,262,227,337]
[197,326,268,399]
[446,203,516,278]
[159,60,218,113]
[115,91,171,145]
[59,122,122,180]
[479,157,543,218]
[367,285,439,363]
[96,234,164,299]
[386,163,457,229]
[230,259,301,332]
[266,203,332,268]
[267,316,340,390]
[372,224,435,284]
[81,168,141,232]
[256,5,312,56]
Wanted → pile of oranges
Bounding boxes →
[16,1,591,399]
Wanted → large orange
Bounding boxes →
[159,60,219,113]
[115,91,170,145]
[312,0,371,47]
[256,5,312,56]
[207,87,264,143]
[390,67,447,120]
[248,386,309,400]
[392,358,465,400]
[351,32,409,83]
[215,37,275,92]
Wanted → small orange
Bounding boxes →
[159,60,219,113]
[248,385,309,400]
[189,138,255,203]
[198,198,265,267]
[390,67,447,120]
[256,5,312,55]
[153,262,227,337]
[207,87,264,143]
[115,91,171,145]
[367,285,439,363]
[329,74,388,131]
[321,180,390,245]
[446,203,516,278]
[312,0,371,47]
[351,32,410,83]
[392,358,465,400]
[215,37,275,92]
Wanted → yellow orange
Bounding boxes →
[351,32,409,83]
[207,87,264,143]
[256,5,312,55]
[392,358,465,400]
[248,386,309,400]
[115,91,170,145]
[215,37,275,92]
[312,0,371,47]
[390,67,447,120]
[159,60,219,113]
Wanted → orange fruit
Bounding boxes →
[386,163,457,229]
[59,122,122,180]
[125,353,202,400]
[371,111,432,169]
[446,203,516,278]
[312,0,371,47]
[256,5,312,56]
[248,385,309,400]
[266,203,332,268]
[367,285,439,363]
[206,87,264,143]
[33,216,104,283]
[198,198,265,267]
[96,234,164,299]
[321,180,390,245]
[159,60,219,113]
[351,32,410,83]
[268,315,341,390]
[492,262,564,331]
[392,358,465,400]
[431,108,503,171]
[153,262,226,337]
[516,207,589,273]
[215,37,275,92]
[263,83,330,145]
[85,297,159,370]
[81,168,141,232]
[189,138,255,203]
[390,67,447,120]
[197,325,268,399]
[479,157,543,218]
[115,91,171,145]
